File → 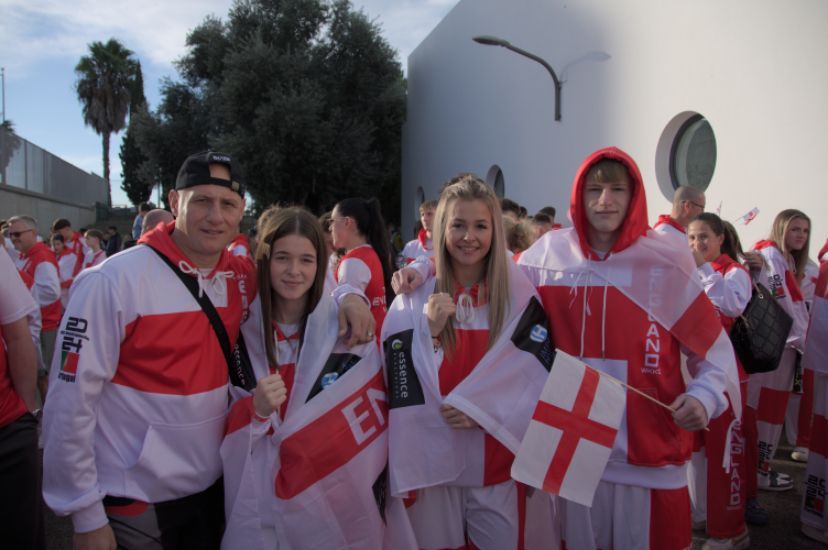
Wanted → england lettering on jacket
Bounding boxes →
[643,266,664,375]
[58,316,89,383]
[728,428,744,509]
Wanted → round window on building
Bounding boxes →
[669,114,716,191]
[486,165,505,198]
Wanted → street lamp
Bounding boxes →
[473,35,562,121]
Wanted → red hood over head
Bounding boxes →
[569,146,649,257]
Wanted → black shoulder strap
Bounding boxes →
[146,245,234,368]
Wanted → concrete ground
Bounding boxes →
[43,439,825,549]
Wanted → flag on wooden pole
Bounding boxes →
[511,350,625,507]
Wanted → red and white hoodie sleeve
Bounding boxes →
[757,245,810,351]
[33,259,61,308]
[336,255,372,293]
[42,269,124,533]
[697,263,751,318]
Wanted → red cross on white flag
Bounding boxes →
[511,350,625,507]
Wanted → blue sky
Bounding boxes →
[0,0,457,206]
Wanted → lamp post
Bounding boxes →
[473,35,562,121]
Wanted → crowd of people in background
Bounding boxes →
[0,146,826,550]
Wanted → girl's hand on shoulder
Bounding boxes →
[440,404,479,429]
[427,292,455,336]
[253,373,288,418]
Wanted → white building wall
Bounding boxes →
[402,0,827,253]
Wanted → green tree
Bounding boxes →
[75,38,139,206]
[119,61,153,205]
[136,0,405,220]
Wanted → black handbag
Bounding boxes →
[730,282,793,374]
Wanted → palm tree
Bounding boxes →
[75,39,138,206]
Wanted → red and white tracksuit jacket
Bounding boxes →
[42,222,255,534]
[382,262,555,550]
[56,248,79,308]
[64,232,88,278]
[222,295,412,550]
[401,230,433,265]
[335,244,387,337]
[786,258,822,449]
[519,147,737,550]
[801,261,828,534]
[83,249,106,270]
[690,254,751,538]
[19,241,61,331]
[747,240,810,473]
[653,214,687,245]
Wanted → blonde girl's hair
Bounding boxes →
[769,209,811,278]
[255,205,327,369]
[432,173,509,357]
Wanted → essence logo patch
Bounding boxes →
[383,329,425,409]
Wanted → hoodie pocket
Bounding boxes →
[126,413,226,501]
[626,387,692,467]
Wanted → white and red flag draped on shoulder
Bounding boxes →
[512,350,625,507]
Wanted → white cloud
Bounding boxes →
[0,0,457,78]
[355,0,458,63]
[0,0,233,77]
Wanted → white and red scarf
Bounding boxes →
[222,295,414,549]
[381,260,554,496]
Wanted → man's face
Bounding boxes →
[583,176,632,238]
[420,207,436,235]
[9,220,38,252]
[168,165,245,264]
[59,226,74,240]
[679,194,706,226]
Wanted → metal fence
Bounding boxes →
[0,127,107,206]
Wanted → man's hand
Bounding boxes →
[253,373,287,418]
[74,524,116,550]
[670,394,708,431]
[427,293,455,337]
[338,294,376,347]
[392,266,424,295]
[440,404,479,429]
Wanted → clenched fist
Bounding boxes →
[253,372,288,418]
[427,292,456,337]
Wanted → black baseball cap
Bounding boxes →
[175,151,245,196]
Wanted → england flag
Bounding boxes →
[512,351,625,507]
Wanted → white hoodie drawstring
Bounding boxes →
[178,260,234,298]
[456,292,475,324]
[601,280,608,360]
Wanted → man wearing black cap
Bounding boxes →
[41,152,375,549]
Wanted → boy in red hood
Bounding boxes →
[517,147,739,549]
[393,147,740,548]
